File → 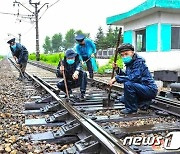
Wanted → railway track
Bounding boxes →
[8,58,180,154]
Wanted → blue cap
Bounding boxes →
[65,49,77,58]
[75,34,85,41]
[7,38,15,44]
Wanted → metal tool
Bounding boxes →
[107,27,122,105]
[61,62,69,100]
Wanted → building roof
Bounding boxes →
[106,0,180,25]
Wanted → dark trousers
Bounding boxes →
[57,72,87,94]
[19,62,27,78]
[82,56,93,78]
[120,81,157,111]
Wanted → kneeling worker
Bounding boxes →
[56,49,87,100]
[109,43,158,114]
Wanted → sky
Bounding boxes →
[0,0,146,56]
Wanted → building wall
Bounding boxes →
[123,30,133,44]
[124,12,159,31]
[161,24,171,51]
[123,12,180,52]
[138,51,180,71]
[122,11,180,71]
[161,12,180,25]
[146,24,158,51]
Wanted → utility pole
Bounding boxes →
[29,1,40,61]
[18,33,21,43]
[13,0,48,61]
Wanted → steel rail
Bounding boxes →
[24,73,136,154]
[26,60,180,117]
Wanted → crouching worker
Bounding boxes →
[56,49,87,100]
[7,38,28,80]
[109,43,158,114]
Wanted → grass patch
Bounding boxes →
[97,55,123,74]
[29,52,64,66]
[29,53,123,75]
[0,55,4,60]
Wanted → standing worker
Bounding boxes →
[56,49,87,100]
[7,38,28,80]
[75,34,97,79]
[109,43,158,114]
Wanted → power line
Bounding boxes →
[0,11,34,17]
[38,0,61,21]
[11,0,61,60]
[48,0,61,8]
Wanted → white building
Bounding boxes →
[106,0,180,71]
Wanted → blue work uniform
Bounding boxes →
[75,38,96,78]
[10,43,28,78]
[10,43,28,64]
[56,55,87,94]
[115,53,158,112]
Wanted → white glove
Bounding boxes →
[72,71,79,80]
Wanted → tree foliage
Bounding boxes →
[95,26,105,50]
[63,29,76,50]
[43,36,52,54]
[42,27,123,53]
[52,33,63,53]
[95,26,122,50]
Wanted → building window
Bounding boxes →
[135,29,146,52]
[171,27,180,49]
[103,50,107,56]
[97,50,102,56]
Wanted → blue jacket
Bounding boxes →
[115,54,157,90]
[56,55,82,80]
[10,43,28,64]
[75,38,96,60]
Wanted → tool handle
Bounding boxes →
[111,27,122,79]
[61,61,69,99]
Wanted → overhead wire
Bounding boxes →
[38,0,61,21]
[23,0,62,35]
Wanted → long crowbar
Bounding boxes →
[61,62,70,100]
[107,27,122,106]
[13,57,25,80]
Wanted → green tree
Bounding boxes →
[43,36,52,54]
[63,29,76,50]
[104,26,123,49]
[76,30,90,38]
[52,33,63,53]
[104,26,114,48]
[95,26,106,50]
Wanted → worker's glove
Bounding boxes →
[72,71,79,80]
[13,56,18,63]
[16,63,21,68]
[91,53,95,58]
[60,65,64,73]
[81,61,84,65]
[108,77,116,87]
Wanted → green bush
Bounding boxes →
[29,53,36,60]
[28,52,65,66]
[29,53,123,75]
[0,55,4,60]
[97,55,123,74]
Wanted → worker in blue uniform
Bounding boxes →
[56,49,87,100]
[109,43,158,114]
[75,34,96,79]
[7,38,28,80]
